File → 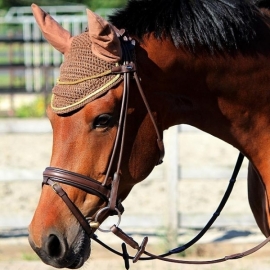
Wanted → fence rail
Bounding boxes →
[0,120,252,233]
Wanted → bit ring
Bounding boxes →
[94,207,121,233]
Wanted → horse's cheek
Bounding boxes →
[128,129,159,181]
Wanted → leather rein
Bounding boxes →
[42,33,270,269]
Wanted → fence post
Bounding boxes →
[164,125,179,248]
[23,22,33,92]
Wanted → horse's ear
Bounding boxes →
[87,9,122,63]
[31,4,73,54]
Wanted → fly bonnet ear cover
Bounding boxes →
[31,4,123,114]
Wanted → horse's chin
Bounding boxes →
[67,231,91,269]
[29,228,91,269]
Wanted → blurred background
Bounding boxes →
[0,1,269,269]
[0,0,126,117]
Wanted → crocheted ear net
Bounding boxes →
[51,32,123,114]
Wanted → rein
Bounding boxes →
[42,33,270,269]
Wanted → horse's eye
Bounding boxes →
[93,114,113,129]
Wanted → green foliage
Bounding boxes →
[0,0,127,9]
[1,0,84,9]
[87,0,127,10]
[14,96,46,118]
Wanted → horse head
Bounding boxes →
[28,4,163,268]
[28,0,270,268]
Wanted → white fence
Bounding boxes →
[0,120,254,236]
[0,6,115,93]
[1,6,88,92]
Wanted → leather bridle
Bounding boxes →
[42,32,270,269]
[43,33,164,234]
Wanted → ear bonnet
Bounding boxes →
[32,4,124,114]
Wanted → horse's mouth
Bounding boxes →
[69,253,86,269]
[67,231,91,269]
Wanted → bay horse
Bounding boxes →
[29,0,270,268]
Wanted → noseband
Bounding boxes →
[42,32,270,268]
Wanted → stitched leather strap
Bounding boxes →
[43,167,110,201]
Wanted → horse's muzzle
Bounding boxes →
[28,228,90,269]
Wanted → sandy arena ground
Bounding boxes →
[1,120,270,269]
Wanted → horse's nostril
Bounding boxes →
[46,234,65,258]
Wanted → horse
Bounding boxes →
[28,0,270,268]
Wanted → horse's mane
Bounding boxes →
[255,0,270,8]
[109,0,265,53]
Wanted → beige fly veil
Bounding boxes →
[31,4,123,114]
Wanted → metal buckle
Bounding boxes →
[51,182,59,194]
[86,217,100,229]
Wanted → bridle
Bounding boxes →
[42,32,270,269]
[43,32,164,233]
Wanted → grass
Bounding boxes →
[21,252,39,261]
[14,96,47,118]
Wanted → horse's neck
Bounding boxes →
[135,36,205,127]
[136,36,233,137]
[136,35,270,163]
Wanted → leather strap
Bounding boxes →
[143,235,270,264]
[108,173,121,211]
[93,223,270,265]
[44,178,93,236]
[133,71,165,165]
[90,152,270,265]
[43,167,110,201]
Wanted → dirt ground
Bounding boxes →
[1,235,270,270]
